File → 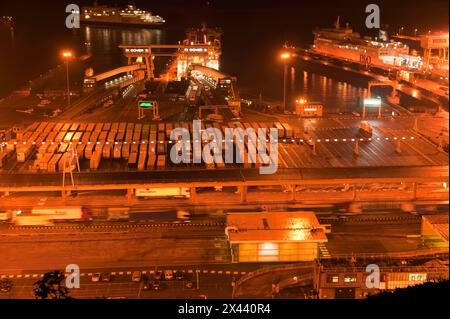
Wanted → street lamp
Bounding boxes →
[280,52,291,113]
[61,50,74,109]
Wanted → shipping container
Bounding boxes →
[113,142,122,159]
[156,155,166,168]
[118,122,127,132]
[86,123,95,132]
[84,143,96,159]
[78,123,87,131]
[44,122,56,133]
[115,130,125,142]
[61,123,71,132]
[72,132,83,143]
[122,143,131,159]
[102,144,111,159]
[76,144,85,159]
[53,123,64,132]
[128,152,138,169]
[147,154,156,169]
[69,123,79,131]
[94,123,103,132]
[0,149,14,168]
[107,131,116,143]
[141,124,150,141]
[90,151,101,169]
[103,123,111,131]
[111,122,119,132]
[55,131,66,143]
[48,153,62,173]
[137,144,148,171]
[81,131,91,143]
[64,132,74,142]
[45,131,57,142]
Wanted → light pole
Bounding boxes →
[61,50,73,109]
[280,52,291,113]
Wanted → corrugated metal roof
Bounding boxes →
[423,214,449,243]
[226,212,328,243]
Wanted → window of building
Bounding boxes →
[344,275,357,283]
[327,275,339,283]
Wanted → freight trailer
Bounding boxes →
[31,206,92,222]
[128,210,190,222]
[135,187,190,199]
[13,214,54,226]
[16,144,34,162]
[107,207,130,221]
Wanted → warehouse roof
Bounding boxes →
[422,214,449,243]
[226,211,328,243]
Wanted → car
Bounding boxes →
[132,271,142,282]
[149,281,162,290]
[102,273,111,282]
[164,270,174,280]
[153,271,163,280]
[184,280,194,289]
[142,279,150,290]
[91,273,101,282]
[0,278,12,293]
[175,271,184,280]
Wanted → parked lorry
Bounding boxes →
[31,206,92,222]
[16,144,34,162]
[129,210,190,222]
[13,214,54,226]
[0,210,16,222]
[135,187,191,199]
[107,207,130,221]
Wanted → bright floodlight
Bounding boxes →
[280,52,291,60]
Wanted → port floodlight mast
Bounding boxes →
[280,47,293,113]
[61,50,74,109]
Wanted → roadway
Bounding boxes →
[0,166,447,190]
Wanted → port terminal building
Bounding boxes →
[225,212,329,263]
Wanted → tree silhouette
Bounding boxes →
[33,270,71,299]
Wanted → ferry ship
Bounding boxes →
[0,16,14,29]
[81,2,165,27]
[312,17,422,70]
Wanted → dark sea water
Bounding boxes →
[0,0,448,110]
